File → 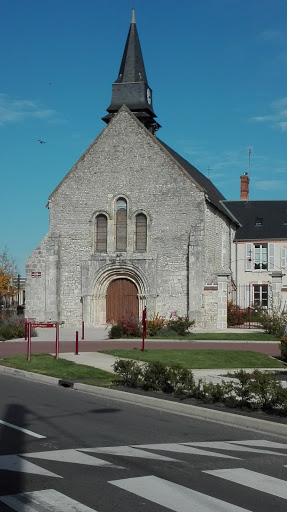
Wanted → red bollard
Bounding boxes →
[75,331,79,355]
[81,321,84,340]
[27,323,31,361]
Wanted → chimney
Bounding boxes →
[240,172,250,200]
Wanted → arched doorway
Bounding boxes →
[106,278,138,323]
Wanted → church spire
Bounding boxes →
[102,10,160,134]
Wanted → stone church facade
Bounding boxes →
[26,11,236,329]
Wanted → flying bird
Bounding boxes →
[38,139,46,144]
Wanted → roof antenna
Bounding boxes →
[248,147,253,177]
[206,166,212,180]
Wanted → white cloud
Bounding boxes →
[0,93,62,126]
[257,29,286,44]
[250,96,287,131]
[255,180,287,191]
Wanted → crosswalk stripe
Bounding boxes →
[183,441,287,456]
[134,443,240,459]
[229,440,287,450]
[80,446,179,461]
[0,489,96,511]
[0,455,61,477]
[24,449,121,468]
[204,468,287,499]
[0,420,45,439]
[109,475,251,511]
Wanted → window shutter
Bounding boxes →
[281,248,286,268]
[135,214,147,251]
[268,243,275,271]
[245,243,253,271]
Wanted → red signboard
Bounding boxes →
[31,323,56,328]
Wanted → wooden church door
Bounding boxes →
[106,279,138,323]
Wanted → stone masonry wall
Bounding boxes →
[26,108,232,326]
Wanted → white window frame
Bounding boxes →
[245,243,274,271]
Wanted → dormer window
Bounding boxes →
[255,217,263,226]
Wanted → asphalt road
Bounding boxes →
[1,374,287,511]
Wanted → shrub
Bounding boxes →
[112,357,287,415]
[258,304,287,336]
[109,324,124,339]
[166,312,194,336]
[280,334,287,362]
[249,370,287,411]
[0,315,36,340]
[113,359,142,387]
[227,301,245,326]
[146,312,165,336]
[108,316,142,338]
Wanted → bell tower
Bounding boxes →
[102,9,160,134]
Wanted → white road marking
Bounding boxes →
[205,468,287,499]
[110,475,252,511]
[229,439,287,450]
[24,449,122,468]
[0,489,96,511]
[134,443,240,459]
[0,419,45,438]
[0,455,61,477]
[80,445,179,461]
[184,441,287,456]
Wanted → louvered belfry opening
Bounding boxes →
[116,198,127,251]
[136,213,147,251]
[96,215,107,252]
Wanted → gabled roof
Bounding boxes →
[157,139,234,219]
[223,200,287,240]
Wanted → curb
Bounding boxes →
[1,366,287,436]
[0,366,59,386]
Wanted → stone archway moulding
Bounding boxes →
[92,264,148,326]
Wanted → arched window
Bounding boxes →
[116,198,127,251]
[96,215,107,252]
[135,213,147,251]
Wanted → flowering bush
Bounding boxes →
[109,312,195,339]
[146,312,165,337]
[109,316,142,338]
[166,312,194,336]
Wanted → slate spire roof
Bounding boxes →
[115,9,148,85]
[103,9,160,133]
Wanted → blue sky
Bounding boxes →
[1,0,287,274]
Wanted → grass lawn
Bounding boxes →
[0,354,118,387]
[146,332,278,341]
[100,349,286,369]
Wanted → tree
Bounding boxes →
[0,248,18,308]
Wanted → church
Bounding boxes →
[25,10,240,329]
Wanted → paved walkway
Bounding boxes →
[0,326,285,387]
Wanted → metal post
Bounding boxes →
[27,323,31,361]
[141,306,147,352]
[249,283,251,329]
[55,322,59,360]
[75,331,79,355]
[81,321,84,340]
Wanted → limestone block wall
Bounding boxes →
[26,107,233,326]
[25,234,59,322]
